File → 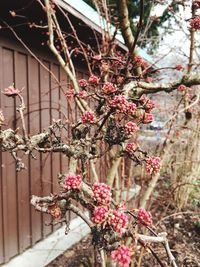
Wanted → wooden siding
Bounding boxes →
[0,37,89,264]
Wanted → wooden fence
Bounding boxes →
[0,36,91,264]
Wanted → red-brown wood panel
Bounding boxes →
[59,69,69,172]
[28,57,43,245]
[59,70,70,220]
[0,45,5,265]
[1,47,18,261]
[51,64,60,194]
[40,61,52,236]
[51,64,61,230]
[15,51,31,253]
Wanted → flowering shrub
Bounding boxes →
[102,82,117,94]
[138,208,152,226]
[125,122,139,135]
[145,156,161,174]
[78,90,88,98]
[2,85,20,96]
[88,75,99,85]
[92,206,109,224]
[193,0,200,9]
[64,175,82,190]
[92,182,112,205]
[177,84,186,92]
[65,88,74,99]
[143,112,153,124]
[110,95,129,113]
[175,64,184,71]
[140,95,155,111]
[81,111,96,124]
[190,16,200,30]
[125,142,137,153]
[108,209,128,234]
[79,79,88,87]
[111,245,131,267]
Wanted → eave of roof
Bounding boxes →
[56,0,152,62]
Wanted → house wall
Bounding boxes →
[0,36,88,264]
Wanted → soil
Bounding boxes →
[47,180,200,267]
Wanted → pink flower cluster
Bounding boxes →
[175,64,184,71]
[79,79,88,87]
[3,85,20,97]
[102,82,117,94]
[177,84,186,92]
[65,89,74,99]
[190,16,200,30]
[64,174,82,190]
[108,210,128,234]
[110,95,137,115]
[92,206,109,224]
[145,156,161,174]
[92,182,112,205]
[125,122,139,135]
[140,95,155,111]
[138,208,152,226]
[88,75,99,85]
[134,55,148,69]
[78,90,88,98]
[193,0,200,9]
[143,112,153,124]
[125,142,137,153]
[111,246,131,267]
[81,111,95,124]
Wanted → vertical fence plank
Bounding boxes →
[28,57,43,245]
[50,64,61,230]
[0,45,5,265]
[15,52,31,253]
[1,47,18,262]
[40,60,52,237]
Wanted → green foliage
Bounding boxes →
[83,0,180,53]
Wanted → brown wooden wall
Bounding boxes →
[0,36,89,264]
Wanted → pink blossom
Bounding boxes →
[125,122,139,135]
[190,16,200,30]
[175,64,184,71]
[146,77,153,83]
[127,102,137,115]
[92,206,109,224]
[3,85,20,97]
[108,210,128,234]
[93,54,102,60]
[141,59,149,69]
[81,111,95,124]
[177,84,186,92]
[79,79,88,87]
[111,246,131,267]
[88,75,99,85]
[143,112,153,124]
[145,156,161,174]
[193,0,200,9]
[138,208,152,226]
[92,182,112,205]
[65,89,74,99]
[78,91,88,98]
[125,143,137,153]
[140,95,155,111]
[102,82,117,94]
[110,95,127,110]
[134,55,143,65]
[64,175,82,190]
